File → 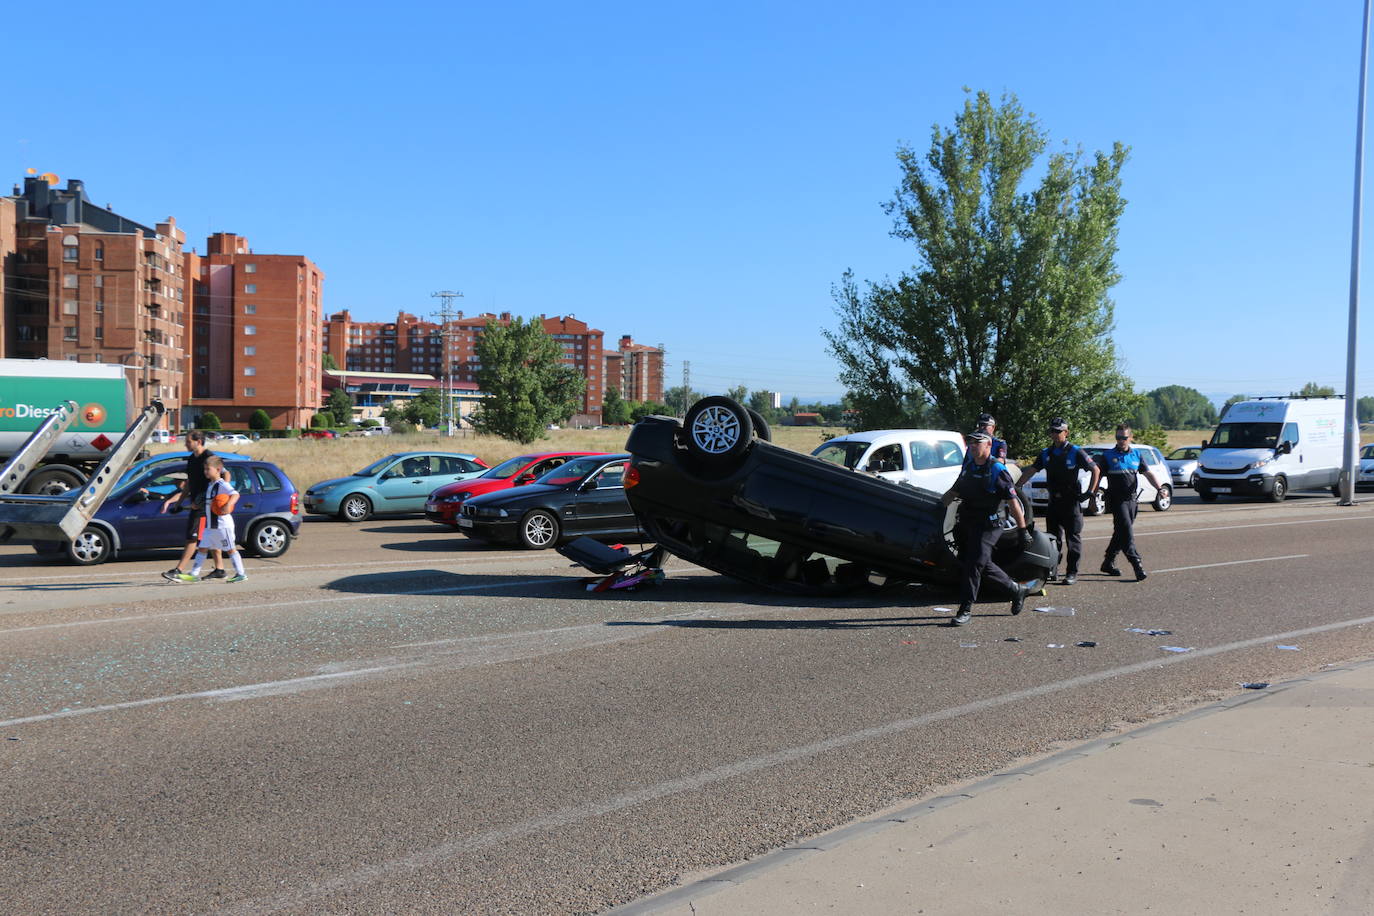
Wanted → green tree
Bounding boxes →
[602,386,632,425]
[401,388,443,429]
[322,352,338,370]
[664,386,701,416]
[310,412,330,428]
[248,409,272,431]
[1357,396,1374,422]
[824,89,1138,458]
[199,411,221,430]
[629,401,672,421]
[1293,382,1337,397]
[326,387,354,427]
[470,316,585,443]
[1138,385,1217,429]
[726,384,749,404]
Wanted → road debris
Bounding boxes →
[1032,606,1075,617]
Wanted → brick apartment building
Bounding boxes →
[187,232,325,430]
[324,310,608,424]
[2,176,188,429]
[604,335,665,403]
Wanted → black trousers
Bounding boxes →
[1105,497,1141,565]
[1045,494,1084,576]
[958,523,1016,607]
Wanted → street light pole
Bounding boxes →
[1342,0,1372,505]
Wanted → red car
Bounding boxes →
[424,451,604,527]
[300,429,337,439]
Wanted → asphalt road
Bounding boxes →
[3,491,1373,914]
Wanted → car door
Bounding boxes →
[110,469,188,549]
[568,460,637,535]
[1137,447,1164,501]
[907,437,965,493]
[374,456,432,511]
[225,465,259,535]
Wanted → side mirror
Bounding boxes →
[1276,440,1292,456]
[580,478,599,492]
[516,473,536,485]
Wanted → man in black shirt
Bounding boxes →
[1015,418,1100,585]
[160,431,225,581]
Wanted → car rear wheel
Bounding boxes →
[1152,484,1173,511]
[683,396,753,469]
[518,510,560,549]
[1188,472,1198,489]
[247,519,292,558]
[746,407,772,442]
[67,526,112,565]
[339,493,373,522]
[1269,476,1287,502]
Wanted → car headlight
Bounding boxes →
[440,493,469,503]
[1248,456,1273,470]
[471,507,508,518]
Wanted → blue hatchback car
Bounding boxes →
[34,459,302,565]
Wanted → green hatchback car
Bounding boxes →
[304,451,488,521]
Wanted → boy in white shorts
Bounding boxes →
[174,456,247,583]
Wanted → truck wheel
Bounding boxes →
[247,519,292,558]
[67,526,112,565]
[682,396,753,469]
[1269,476,1288,502]
[23,467,84,496]
[338,493,373,522]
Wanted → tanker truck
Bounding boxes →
[0,358,146,494]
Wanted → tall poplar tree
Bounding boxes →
[471,317,585,443]
[825,90,1138,457]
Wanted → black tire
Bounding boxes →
[66,526,112,565]
[1188,472,1198,489]
[1268,476,1288,502]
[1085,489,1107,516]
[23,466,84,496]
[518,509,560,549]
[1199,489,1219,502]
[338,493,373,522]
[682,396,753,468]
[745,408,772,442]
[1152,484,1173,512]
[247,519,292,558]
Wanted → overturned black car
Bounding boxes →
[623,397,1057,597]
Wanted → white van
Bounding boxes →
[811,429,967,494]
[150,429,174,444]
[1195,397,1344,502]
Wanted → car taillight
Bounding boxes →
[624,466,640,488]
[290,491,299,514]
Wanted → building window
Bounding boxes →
[66,354,79,361]
[95,326,103,339]
[63,274,78,289]
[244,325,257,335]
[63,247,78,261]
[94,246,104,262]
[244,263,257,273]
[244,367,256,376]
[94,275,104,288]
[244,304,256,315]
[64,327,77,340]
[63,301,78,315]
[244,387,256,397]
[197,366,207,375]
[244,345,256,356]
[244,284,257,294]
[93,352,103,361]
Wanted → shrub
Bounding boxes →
[200,412,221,430]
[249,409,272,431]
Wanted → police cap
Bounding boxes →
[1048,417,1069,432]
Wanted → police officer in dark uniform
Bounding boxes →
[974,413,1008,462]
[940,431,1033,626]
[1015,418,1100,585]
[1100,424,1168,581]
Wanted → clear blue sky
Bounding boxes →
[12,1,1374,404]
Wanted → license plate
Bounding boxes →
[458,518,473,528]
[425,502,437,512]
[1212,487,1231,494]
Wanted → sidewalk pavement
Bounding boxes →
[615,659,1374,915]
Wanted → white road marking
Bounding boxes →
[1084,511,1374,542]
[221,609,1374,914]
[1155,554,1308,573]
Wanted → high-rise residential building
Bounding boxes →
[2,176,188,429]
[187,232,324,429]
[323,310,608,424]
[607,335,665,404]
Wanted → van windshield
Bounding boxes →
[1207,422,1282,449]
[812,441,869,470]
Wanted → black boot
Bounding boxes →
[1063,571,1077,586]
[1010,585,1027,616]
[1131,561,1147,581]
[1100,556,1121,576]
[951,604,972,627]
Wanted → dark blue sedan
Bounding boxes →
[34,460,302,565]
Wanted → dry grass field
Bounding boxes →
[150,424,1372,494]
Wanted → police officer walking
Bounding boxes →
[940,431,1033,626]
[1015,418,1100,585]
[973,413,1008,461]
[1100,424,1169,581]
